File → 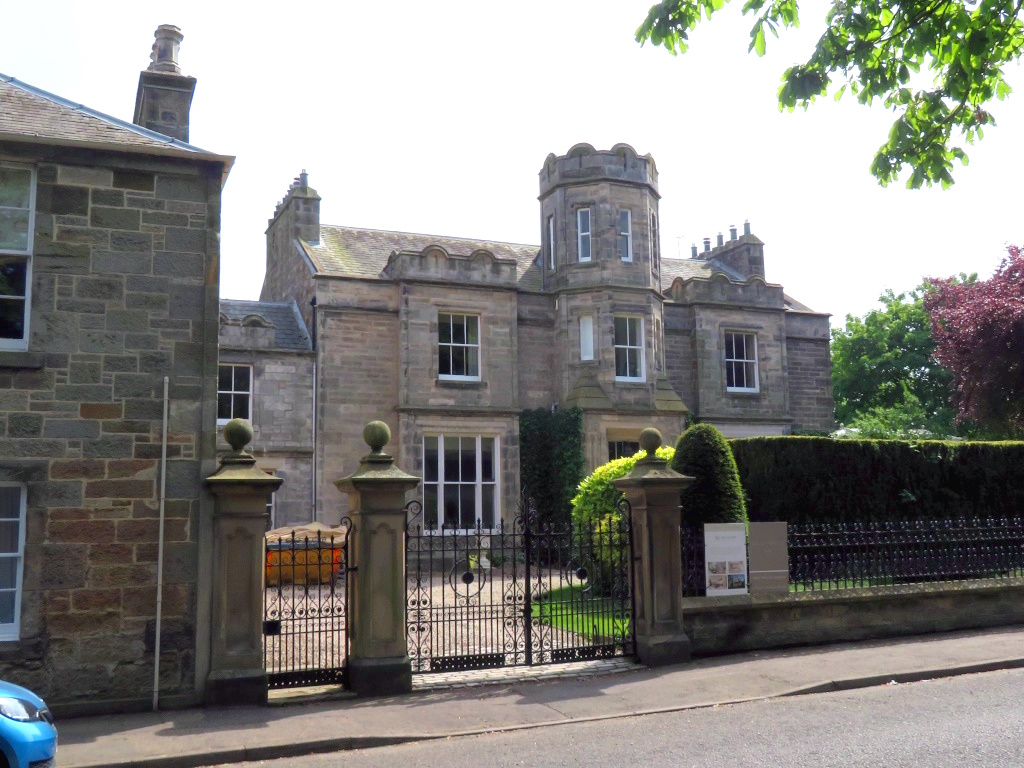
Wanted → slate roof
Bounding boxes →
[659,256,745,288]
[219,299,312,352]
[300,226,820,311]
[300,225,543,290]
[0,74,231,166]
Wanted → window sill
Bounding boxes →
[0,635,43,662]
[726,389,761,396]
[436,378,487,389]
[0,351,43,369]
[615,378,647,386]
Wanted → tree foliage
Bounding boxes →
[924,245,1024,433]
[670,424,747,525]
[636,0,1023,188]
[831,284,957,435]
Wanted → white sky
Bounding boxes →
[4,0,1022,328]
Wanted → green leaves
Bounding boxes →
[636,0,1024,187]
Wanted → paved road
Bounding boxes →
[226,669,1024,767]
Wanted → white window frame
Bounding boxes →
[421,434,500,533]
[577,208,591,263]
[618,210,632,262]
[608,440,641,461]
[579,315,594,361]
[648,208,659,278]
[438,313,481,381]
[725,331,760,393]
[654,317,662,371]
[0,162,36,352]
[0,483,27,642]
[547,215,555,270]
[217,363,253,425]
[613,315,645,382]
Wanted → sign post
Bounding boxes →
[703,523,748,596]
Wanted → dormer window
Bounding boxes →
[618,211,632,262]
[577,209,591,262]
[439,313,480,380]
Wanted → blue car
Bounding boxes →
[0,681,56,768]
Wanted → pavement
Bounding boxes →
[58,626,1024,768]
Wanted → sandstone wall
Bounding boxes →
[0,145,223,710]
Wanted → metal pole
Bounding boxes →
[152,376,170,711]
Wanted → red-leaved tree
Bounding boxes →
[924,245,1024,434]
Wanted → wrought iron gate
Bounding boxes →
[263,522,351,689]
[406,499,634,673]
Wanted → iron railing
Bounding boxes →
[682,517,1024,596]
[788,517,1024,591]
[263,523,351,688]
[406,497,634,673]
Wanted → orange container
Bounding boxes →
[265,524,347,587]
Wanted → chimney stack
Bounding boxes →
[691,243,698,258]
[133,25,197,142]
[716,232,724,247]
[743,219,751,236]
[703,237,711,253]
[729,224,737,240]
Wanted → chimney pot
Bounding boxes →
[716,232,724,247]
[703,237,711,253]
[691,243,698,258]
[729,224,737,240]
[149,25,184,74]
[300,170,309,187]
[743,219,751,236]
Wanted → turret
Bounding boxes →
[538,144,662,292]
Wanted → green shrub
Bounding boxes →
[520,407,585,527]
[670,424,747,526]
[729,436,1024,524]
[570,444,675,595]
[570,445,676,527]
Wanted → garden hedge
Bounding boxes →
[729,437,1024,524]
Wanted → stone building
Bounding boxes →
[256,144,833,530]
[0,26,231,710]
[217,300,313,528]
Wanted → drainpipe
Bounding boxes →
[310,297,318,523]
[152,376,169,711]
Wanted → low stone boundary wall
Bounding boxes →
[683,579,1024,655]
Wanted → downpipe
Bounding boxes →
[152,376,169,711]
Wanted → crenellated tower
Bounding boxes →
[538,144,686,467]
[538,143,662,292]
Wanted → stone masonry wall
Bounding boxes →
[0,145,222,710]
[315,280,401,523]
[786,337,834,432]
[217,346,314,528]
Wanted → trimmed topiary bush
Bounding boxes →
[670,424,747,526]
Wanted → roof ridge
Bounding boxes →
[0,73,212,154]
[319,222,540,250]
[219,298,294,308]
